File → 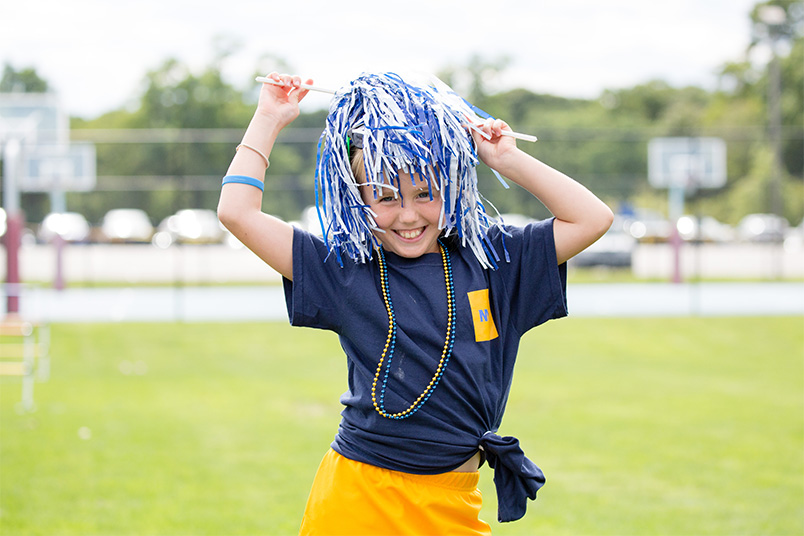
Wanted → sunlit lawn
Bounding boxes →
[1,317,802,535]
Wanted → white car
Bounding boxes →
[676,215,735,242]
[738,213,788,242]
[38,212,91,243]
[100,209,154,243]
[152,209,227,247]
[572,216,636,267]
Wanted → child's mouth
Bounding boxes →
[394,227,425,240]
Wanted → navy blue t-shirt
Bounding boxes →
[283,219,567,476]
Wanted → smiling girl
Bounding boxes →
[218,72,612,535]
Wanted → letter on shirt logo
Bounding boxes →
[467,289,498,342]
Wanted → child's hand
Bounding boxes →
[256,72,313,128]
[470,118,519,170]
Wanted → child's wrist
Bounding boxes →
[251,109,288,133]
[241,113,285,153]
[487,147,527,177]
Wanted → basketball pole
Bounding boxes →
[3,138,23,316]
[668,182,685,284]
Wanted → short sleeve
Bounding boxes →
[282,227,361,332]
[491,218,568,335]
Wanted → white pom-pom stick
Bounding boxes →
[254,76,537,142]
[496,129,539,143]
[255,76,336,95]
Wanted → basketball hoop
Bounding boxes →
[648,137,727,190]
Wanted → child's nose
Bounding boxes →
[398,202,419,223]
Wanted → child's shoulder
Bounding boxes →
[455,217,555,269]
[293,225,377,272]
[487,217,554,245]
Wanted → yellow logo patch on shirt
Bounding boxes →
[467,289,499,342]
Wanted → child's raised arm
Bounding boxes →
[217,73,312,280]
[472,118,614,265]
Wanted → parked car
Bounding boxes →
[676,215,735,243]
[37,212,91,243]
[572,216,636,268]
[737,213,788,243]
[784,219,804,252]
[625,209,672,243]
[100,209,154,243]
[152,209,226,247]
[291,205,324,236]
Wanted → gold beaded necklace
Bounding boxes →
[371,239,456,420]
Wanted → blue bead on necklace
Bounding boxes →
[371,239,456,420]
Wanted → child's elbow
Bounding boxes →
[600,204,615,232]
[591,202,615,241]
[217,201,239,233]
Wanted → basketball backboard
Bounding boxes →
[648,137,727,189]
[19,142,96,192]
[0,93,68,145]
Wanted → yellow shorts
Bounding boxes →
[299,449,491,536]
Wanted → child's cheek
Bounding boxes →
[372,208,391,231]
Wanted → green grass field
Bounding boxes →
[1,316,802,535]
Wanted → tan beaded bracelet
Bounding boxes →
[236,143,270,168]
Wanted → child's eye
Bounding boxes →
[417,191,433,200]
[378,195,396,203]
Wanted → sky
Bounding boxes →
[0,0,761,119]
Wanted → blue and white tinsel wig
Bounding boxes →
[314,72,508,269]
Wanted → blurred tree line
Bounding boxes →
[2,0,802,229]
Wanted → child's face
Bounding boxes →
[359,171,443,258]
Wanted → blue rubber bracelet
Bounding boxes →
[221,175,265,192]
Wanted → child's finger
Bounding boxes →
[260,71,278,86]
[277,73,295,91]
[260,72,287,95]
[289,79,314,104]
[296,79,315,102]
[493,119,511,137]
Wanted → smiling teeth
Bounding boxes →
[397,228,424,239]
